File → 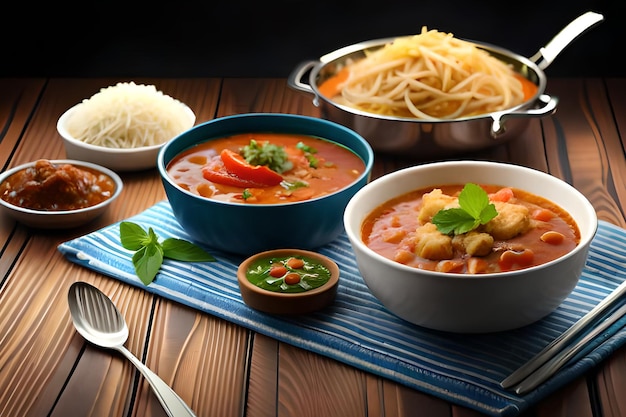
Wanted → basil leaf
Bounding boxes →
[479,203,499,225]
[147,227,160,245]
[119,221,217,286]
[132,243,164,285]
[431,183,498,235]
[432,208,478,235]
[120,221,150,250]
[458,183,489,218]
[161,238,216,262]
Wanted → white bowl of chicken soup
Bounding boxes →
[343,160,598,333]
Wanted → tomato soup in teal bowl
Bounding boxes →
[158,113,374,256]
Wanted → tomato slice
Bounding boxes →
[220,149,283,186]
[202,157,271,188]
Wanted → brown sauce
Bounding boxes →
[0,159,117,211]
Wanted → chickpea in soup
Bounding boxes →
[362,183,580,274]
[167,133,366,204]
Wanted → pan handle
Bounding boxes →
[490,94,559,137]
[287,60,319,95]
[530,11,604,70]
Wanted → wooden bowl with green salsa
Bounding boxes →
[237,249,340,314]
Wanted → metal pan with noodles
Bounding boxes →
[288,11,603,159]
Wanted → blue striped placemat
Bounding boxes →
[57,200,626,417]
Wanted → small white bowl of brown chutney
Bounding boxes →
[0,159,123,229]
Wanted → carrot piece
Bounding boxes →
[269,265,287,278]
[393,249,414,265]
[435,260,465,273]
[532,208,555,222]
[466,258,489,274]
[284,273,301,285]
[490,187,514,202]
[286,257,305,269]
[381,228,407,244]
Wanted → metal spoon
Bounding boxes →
[67,281,196,417]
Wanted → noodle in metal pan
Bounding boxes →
[326,28,534,120]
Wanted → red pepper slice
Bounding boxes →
[202,157,270,188]
[220,149,283,186]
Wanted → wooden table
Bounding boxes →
[1,77,625,417]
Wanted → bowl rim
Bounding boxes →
[343,160,599,281]
[157,112,375,207]
[0,159,124,215]
[57,101,196,155]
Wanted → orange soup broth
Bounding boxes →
[362,184,580,273]
[167,133,365,204]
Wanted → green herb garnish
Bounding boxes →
[296,141,319,168]
[431,183,498,235]
[280,180,308,190]
[241,139,293,173]
[119,221,216,285]
[242,189,253,200]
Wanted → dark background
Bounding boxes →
[3,1,623,78]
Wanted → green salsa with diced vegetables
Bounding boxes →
[245,255,332,293]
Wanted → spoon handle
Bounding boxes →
[118,346,196,417]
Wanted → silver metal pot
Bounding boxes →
[288,12,603,159]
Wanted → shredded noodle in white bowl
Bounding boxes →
[65,82,194,148]
[57,82,196,172]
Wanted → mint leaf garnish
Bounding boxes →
[132,243,164,286]
[120,221,216,285]
[161,238,216,261]
[241,139,293,173]
[432,183,498,235]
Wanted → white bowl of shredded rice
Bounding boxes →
[57,82,196,172]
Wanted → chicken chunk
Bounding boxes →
[1,159,102,210]
[452,231,494,256]
[482,201,531,240]
[414,223,453,260]
[417,188,458,224]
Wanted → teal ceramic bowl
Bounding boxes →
[157,113,374,256]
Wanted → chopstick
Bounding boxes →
[510,302,626,394]
[500,279,626,391]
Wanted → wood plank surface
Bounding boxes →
[0,76,625,417]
